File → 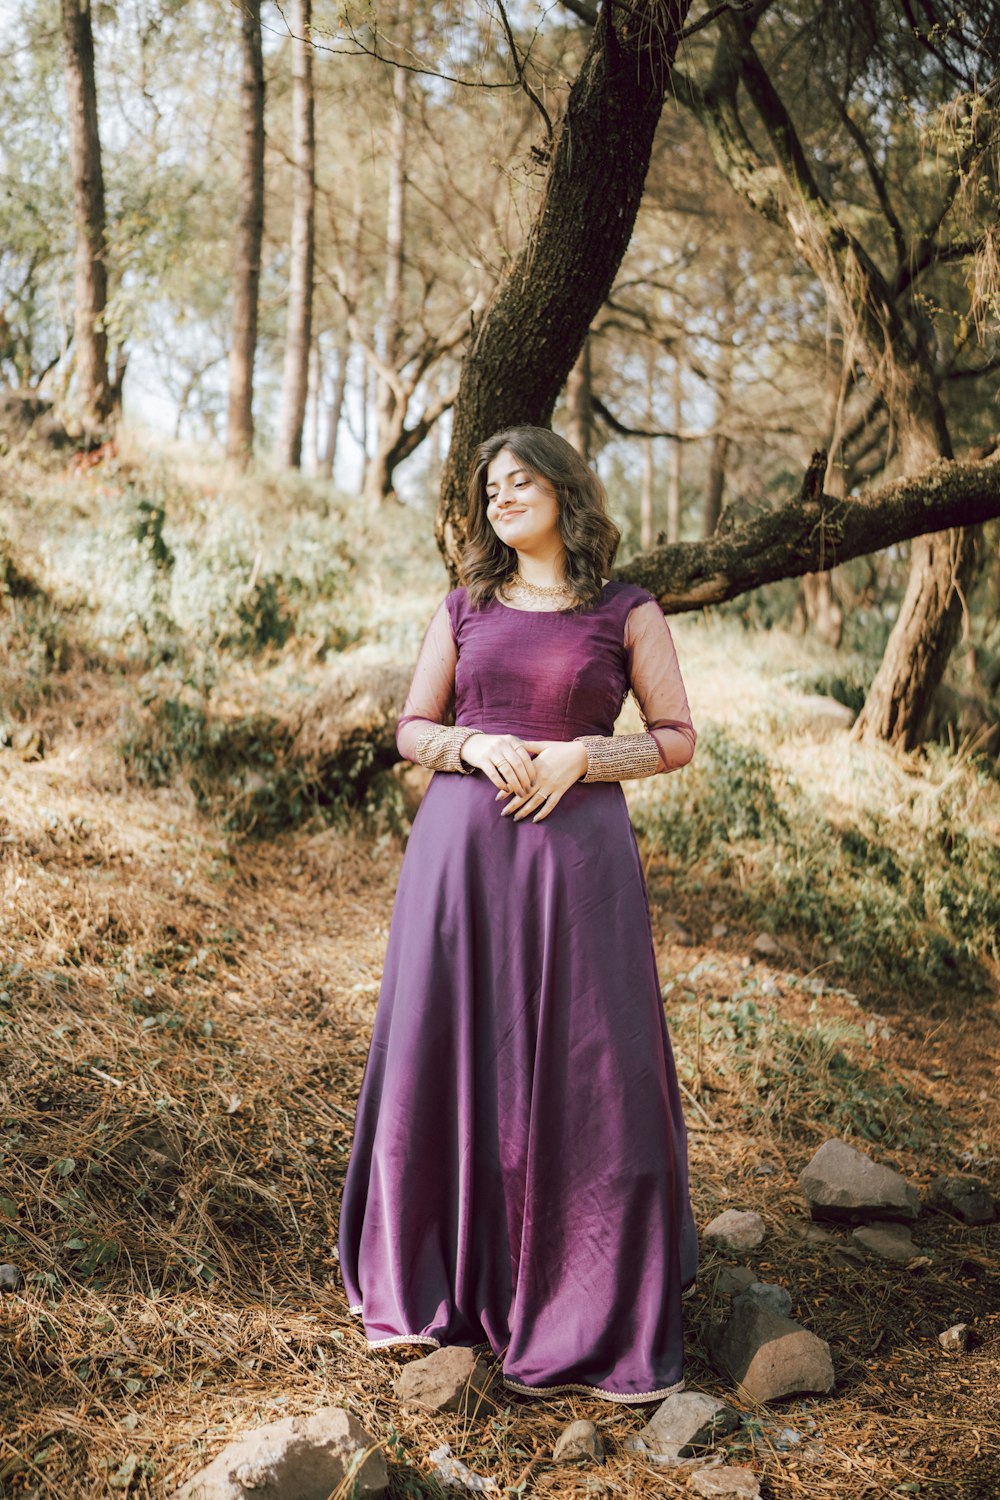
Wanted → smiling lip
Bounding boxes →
[498,508,526,518]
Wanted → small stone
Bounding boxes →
[704,1210,766,1252]
[394,1346,497,1416]
[690,1467,762,1499]
[709,1300,834,1403]
[852,1223,921,1263]
[428,1443,498,1491]
[716,1266,757,1298]
[930,1175,996,1225]
[552,1419,603,1464]
[665,914,694,946]
[739,1283,792,1317]
[712,921,728,938]
[636,1391,740,1460]
[800,1138,919,1223]
[171,1408,387,1500]
[0,1264,22,1292]
[753,933,781,956]
[938,1323,969,1353]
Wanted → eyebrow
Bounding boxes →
[485,467,528,493]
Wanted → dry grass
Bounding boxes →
[2,450,999,1498]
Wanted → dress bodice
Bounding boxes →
[395,579,696,775]
[446,582,645,740]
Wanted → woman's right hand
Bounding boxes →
[459,732,535,795]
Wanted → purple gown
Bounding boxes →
[337,581,698,1403]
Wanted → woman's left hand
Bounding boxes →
[496,739,588,823]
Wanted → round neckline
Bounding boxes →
[492,580,612,615]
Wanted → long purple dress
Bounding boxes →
[337,580,699,1403]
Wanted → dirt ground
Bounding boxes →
[1,674,999,1500]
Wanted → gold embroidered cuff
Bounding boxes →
[413,725,480,773]
[574,733,661,783]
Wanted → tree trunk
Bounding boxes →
[640,345,657,550]
[319,342,349,481]
[320,187,363,482]
[437,1,694,576]
[226,0,265,467]
[565,338,593,460]
[276,0,315,469]
[704,267,735,537]
[853,418,979,748]
[369,52,408,505]
[60,0,110,428]
[666,354,683,543]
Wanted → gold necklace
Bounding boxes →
[509,571,574,599]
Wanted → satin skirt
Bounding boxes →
[337,770,698,1402]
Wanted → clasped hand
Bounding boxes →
[459,733,588,823]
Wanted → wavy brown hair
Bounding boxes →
[460,426,621,610]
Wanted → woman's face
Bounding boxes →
[484,448,561,555]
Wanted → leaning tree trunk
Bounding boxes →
[60,0,111,428]
[853,414,980,748]
[226,0,265,467]
[276,0,316,469]
[436,0,693,576]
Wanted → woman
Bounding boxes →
[337,426,699,1404]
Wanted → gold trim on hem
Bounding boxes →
[501,1374,685,1404]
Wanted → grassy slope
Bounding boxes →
[1,441,998,1498]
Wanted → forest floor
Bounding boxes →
[1,447,999,1499]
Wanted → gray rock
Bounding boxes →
[938,1323,969,1353]
[794,695,856,738]
[704,1210,766,1251]
[739,1283,793,1317]
[0,1264,22,1292]
[753,933,781,957]
[709,1299,834,1403]
[800,1139,919,1223]
[852,1223,920,1263]
[930,1175,996,1225]
[716,1266,757,1298]
[171,1408,387,1500]
[394,1345,497,1416]
[552,1419,603,1464]
[636,1391,740,1460]
[428,1444,498,1492]
[690,1468,762,1499]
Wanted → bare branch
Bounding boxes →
[495,0,553,144]
[678,0,755,42]
[592,393,710,441]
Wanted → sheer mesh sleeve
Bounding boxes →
[575,599,696,781]
[395,598,480,773]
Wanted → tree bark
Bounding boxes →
[226,0,265,467]
[368,50,408,506]
[276,0,316,469]
[615,449,1000,613]
[666,354,683,543]
[704,265,736,537]
[60,0,111,428]
[436,0,694,576]
[565,338,593,460]
[640,344,657,550]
